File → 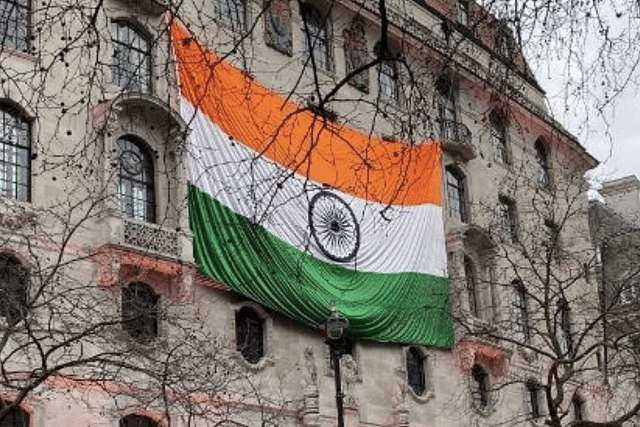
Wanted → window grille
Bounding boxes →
[122,282,159,341]
[0,255,27,323]
[111,21,152,94]
[406,346,426,396]
[117,137,155,223]
[235,306,264,364]
[446,167,467,222]
[0,0,30,52]
[0,105,30,202]
[301,5,330,71]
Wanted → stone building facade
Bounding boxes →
[0,1,616,427]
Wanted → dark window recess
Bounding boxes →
[0,400,29,427]
[111,21,152,94]
[235,306,264,363]
[0,104,31,202]
[446,166,467,222]
[471,365,489,409]
[0,255,28,323]
[464,256,479,317]
[572,397,584,421]
[512,281,530,342]
[122,282,159,341]
[406,347,427,396]
[301,4,330,71]
[535,139,550,186]
[0,0,30,52]
[120,415,159,427]
[526,381,542,419]
[117,136,156,223]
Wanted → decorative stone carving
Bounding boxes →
[301,384,320,427]
[264,0,292,55]
[343,19,369,92]
[342,354,359,407]
[303,347,318,386]
[123,219,179,257]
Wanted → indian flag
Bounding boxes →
[172,22,453,347]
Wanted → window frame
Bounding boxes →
[215,0,246,31]
[0,104,31,202]
[446,166,467,222]
[0,254,28,323]
[121,282,160,341]
[111,20,153,94]
[497,195,518,243]
[300,4,331,72]
[235,306,265,364]
[116,136,156,223]
[511,281,530,342]
[406,346,427,396]
[470,365,490,411]
[535,139,550,187]
[0,0,31,52]
[490,112,508,164]
[375,42,400,103]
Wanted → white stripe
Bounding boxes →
[184,101,447,277]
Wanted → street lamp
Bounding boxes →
[322,303,349,427]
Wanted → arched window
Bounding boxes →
[301,4,330,71]
[0,255,28,323]
[406,346,426,396]
[470,365,490,409]
[215,0,246,30]
[117,136,156,223]
[464,256,479,317]
[120,415,158,427]
[511,281,529,342]
[535,139,550,186]
[375,42,399,102]
[0,0,30,52]
[0,104,30,202]
[111,21,152,94]
[490,111,508,163]
[446,166,467,222]
[122,282,159,341]
[0,400,29,427]
[235,306,264,363]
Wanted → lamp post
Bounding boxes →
[322,303,349,427]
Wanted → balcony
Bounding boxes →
[440,119,476,160]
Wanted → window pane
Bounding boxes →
[117,137,155,223]
[111,21,151,94]
[302,5,330,70]
[0,106,30,201]
[0,0,30,51]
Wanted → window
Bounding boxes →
[497,195,517,242]
[0,0,30,52]
[406,346,426,396]
[495,22,515,59]
[470,365,490,410]
[0,105,30,202]
[543,219,560,259]
[457,0,469,27]
[511,281,530,342]
[0,255,27,323]
[0,400,29,427]
[555,300,573,356]
[301,4,330,71]
[526,381,542,419]
[122,282,159,341]
[120,415,158,427]
[464,256,479,317]
[117,136,156,223]
[375,42,399,102]
[437,78,458,140]
[215,0,246,31]
[490,112,508,163]
[446,166,467,222]
[535,139,550,186]
[111,21,152,94]
[572,396,584,422]
[235,306,264,364]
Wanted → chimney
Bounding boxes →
[599,175,640,225]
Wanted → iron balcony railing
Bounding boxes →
[440,119,472,146]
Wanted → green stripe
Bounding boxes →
[189,184,453,348]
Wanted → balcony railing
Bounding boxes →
[440,119,476,160]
